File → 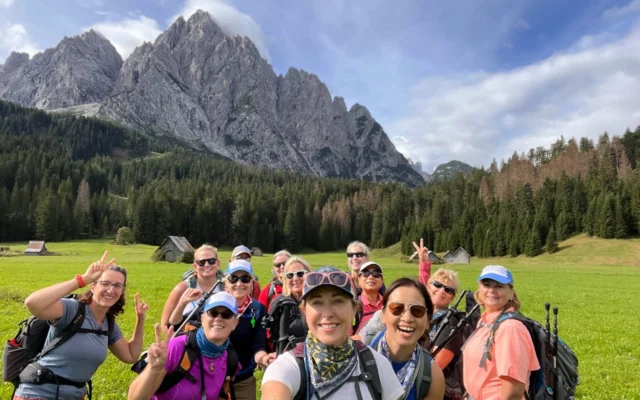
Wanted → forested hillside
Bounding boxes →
[2,100,640,256]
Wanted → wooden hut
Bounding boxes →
[156,236,195,263]
[25,241,48,256]
[443,247,471,264]
[409,250,442,263]
[250,247,263,256]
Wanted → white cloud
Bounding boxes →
[87,16,162,59]
[0,23,40,60]
[603,0,640,19]
[388,24,640,172]
[172,0,270,61]
[0,0,15,8]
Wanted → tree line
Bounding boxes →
[2,100,640,257]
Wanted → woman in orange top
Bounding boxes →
[462,266,539,400]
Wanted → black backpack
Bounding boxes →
[263,296,304,355]
[483,310,579,400]
[2,297,114,399]
[290,341,383,400]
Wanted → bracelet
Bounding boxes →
[75,274,86,288]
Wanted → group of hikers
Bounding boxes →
[8,240,552,400]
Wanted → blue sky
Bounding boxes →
[2,0,640,172]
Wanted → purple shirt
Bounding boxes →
[152,335,229,400]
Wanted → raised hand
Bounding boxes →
[179,287,203,306]
[147,324,173,372]
[83,251,117,284]
[134,292,150,317]
[412,238,429,264]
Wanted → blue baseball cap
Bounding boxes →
[301,266,355,300]
[478,265,514,285]
[203,292,238,314]
[226,259,253,275]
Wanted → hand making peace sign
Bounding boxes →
[82,250,117,285]
[412,238,430,264]
[134,292,150,317]
[147,324,174,372]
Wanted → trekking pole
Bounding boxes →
[553,307,559,400]
[175,277,223,335]
[430,290,468,346]
[432,304,480,358]
[544,303,553,397]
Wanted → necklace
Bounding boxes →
[209,363,215,372]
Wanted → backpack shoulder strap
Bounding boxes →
[156,331,200,393]
[480,311,525,368]
[355,341,382,400]
[291,343,308,400]
[36,300,86,360]
[225,342,239,379]
[415,347,432,400]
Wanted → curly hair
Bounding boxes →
[77,265,127,318]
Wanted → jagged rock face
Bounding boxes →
[0,52,29,94]
[0,30,122,109]
[99,11,424,186]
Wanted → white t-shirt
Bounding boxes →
[262,349,404,400]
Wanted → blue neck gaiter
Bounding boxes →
[196,327,229,358]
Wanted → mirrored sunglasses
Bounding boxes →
[304,271,350,288]
[387,302,427,319]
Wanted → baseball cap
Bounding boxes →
[478,265,513,285]
[232,245,252,258]
[203,292,238,314]
[226,259,253,275]
[301,266,355,300]
[359,261,383,274]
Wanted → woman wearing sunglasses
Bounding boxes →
[365,278,445,400]
[161,245,225,333]
[259,250,292,311]
[262,266,404,400]
[230,245,262,299]
[355,261,385,333]
[128,292,239,400]
[224,260,273,400]
[266,256,311,354]
[462,266,539,400]
[15,251,148,400]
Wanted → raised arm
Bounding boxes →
[128,324,173,400]
[161,281,189,332]
[110,292,149,363]
[413,239,432,286]
[24,251,115,320]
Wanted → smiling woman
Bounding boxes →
[13,251,148,400]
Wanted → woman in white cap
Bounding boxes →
[355,261,385,333]
[262,266,404,400]
[225,259,272,400]
[462,266,539,400]
[161,244,224,333]
[128,292,240,400]
[231,245,261,299]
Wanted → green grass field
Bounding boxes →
[0,236,639,399]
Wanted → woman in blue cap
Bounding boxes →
[224,259,272,400]
[128,292,239,400]
[462,266,539,400]
[261,266,404,400]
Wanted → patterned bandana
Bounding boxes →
[376,333,420,400]
[236,296,252,315]
[305,331,358,398]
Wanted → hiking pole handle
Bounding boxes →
[431,304,479,358]
[430,290,468,345]
[452,290,468,309]
[545,303,551,333]
[175,277,223,335]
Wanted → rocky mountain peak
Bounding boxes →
[2,52,29,73]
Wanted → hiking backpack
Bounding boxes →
[484,310,579,400]
[2,296,114,399]
[290,341,383,400]
[263,296,305,355]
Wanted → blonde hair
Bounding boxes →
[474,284,521,312]
[282,256,311,297]
[273,250,292,261]
[431,268,460,294]
[194,244,218,260]
[347,241,370,255]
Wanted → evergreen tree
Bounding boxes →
[546,226,559,254]
[524,229,542,257]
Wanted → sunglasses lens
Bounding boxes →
[208,309,234,319]
[305,272,324,287]
[410,305,427,318]
[329,272,348,286]
[388,303,405,316]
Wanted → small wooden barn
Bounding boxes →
[443,247,471,264]
[250,247,263,256]
[25,241,48,256]
[410,250,442,263]
[156,236,195,263]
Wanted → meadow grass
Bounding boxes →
[0,236,639,399]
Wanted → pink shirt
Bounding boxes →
[462,309,540,400]
[418,260,432,286]
[357,293,383,333]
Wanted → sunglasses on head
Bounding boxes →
[195,257,217,267]
[206,308,235,320]
[359,270,382,279]
[234,254,251,261]
[347,252,367,259]
[285,270,307,280]
[387,302,428,319]
[304,271,350,288]
[227,274,252,284]
[431,280,456,295]
[273,262,286,268]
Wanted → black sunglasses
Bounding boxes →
[387,302,427,319]
[431,280,456,295]
[206,309,235,319]
[227,274,252,284]
[273,262,286,268]
[285,270,306,280]
[195,257,217,267]
[347,252,367,258]
[359,270,382,279]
